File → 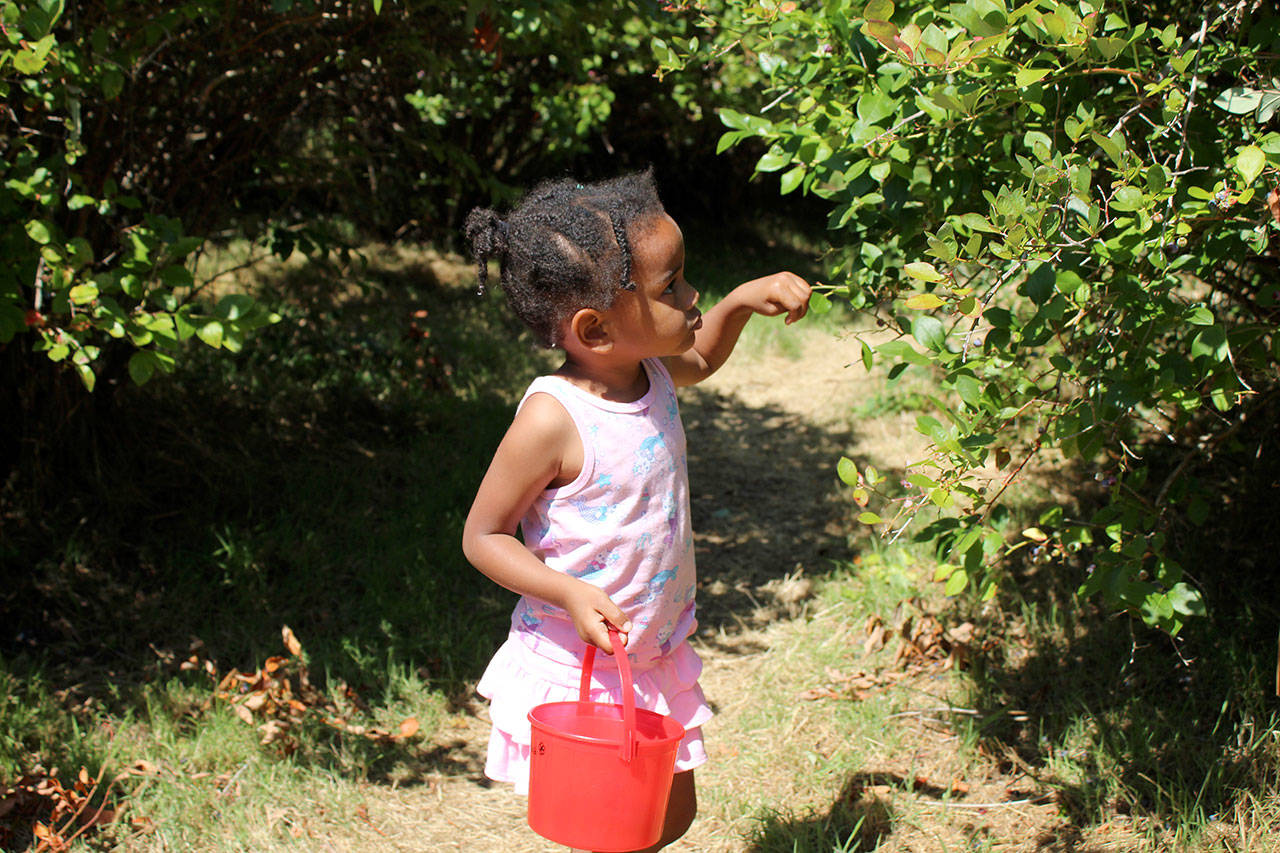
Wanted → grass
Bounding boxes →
[2,235,543,847]
[0,215,831,848]
[3,216,1279,851]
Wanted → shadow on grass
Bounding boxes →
[0,220,851,788]
[746,772,897,852]
[0,250,542,782]
[952,399,1280,837]
[683,384,861,649]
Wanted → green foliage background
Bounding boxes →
[1,0,768,405]
[661,0,1280,632]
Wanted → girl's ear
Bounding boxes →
[567,308,613,353]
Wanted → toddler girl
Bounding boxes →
[461,169,810,852]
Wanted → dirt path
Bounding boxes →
[354,326,1067,852]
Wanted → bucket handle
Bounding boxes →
[578,626,636,763]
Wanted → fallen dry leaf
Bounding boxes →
[0,766,127,853]
[281,625,303,657]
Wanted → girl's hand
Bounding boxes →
[564,578,632,655]
[741,271,812,325]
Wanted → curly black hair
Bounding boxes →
[463,168,666,348]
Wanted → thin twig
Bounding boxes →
[56,771,119,850]
[865,110,926,150]
[760,86,796,113]
[33,257,46,311]
[1159,15,1210,250]
[217,762,249,797]
[914,794,1055,809]
[963,261,1027,358]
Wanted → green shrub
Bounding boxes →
[664,0,1279,630]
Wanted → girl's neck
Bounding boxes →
[555,357,650,403]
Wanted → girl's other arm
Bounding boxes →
[461,394,632,653]
[664,271,811,387]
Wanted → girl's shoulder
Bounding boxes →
[505,389,584,490]
[512,387,576,439]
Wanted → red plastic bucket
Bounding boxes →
[527,627,685,852]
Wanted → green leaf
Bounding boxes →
[1092,36,1125,61]
[779,165,805,195]
[904,293,944,310]
[953,373,981,407]
[858,511,883,525]
[956,212,998,233]
[756,147,791,173]
[74,361,95,392]
[1091,130,1126,166]
[13,47,48,74]
[810,291,832,314]
[221,327,244,353]
[650,37,678,67]
[101,68,124,100]
[907,472,936,489]
[25,220,53,244]
[1191,325,1228,361]
[68,283,98,304]
[877,339,931,366]
[1023,263,1054,304]
[1214,87,1264,115]
[716,129,748,155]
[904,261,946,282]
[215,294,255,321]
[1186,306,1214,326]
[837,456,859,486]
[197,320,224,348]
[1166,582,1205,617]
[1055,270,1086,295]
[719,108,750,131]
[128,350,158,385]
[1235,146,1266,184]
[1259,92,1280,124]
[1015,67,1050,88]
[911,315,946,351]
[174,309,197,341]
[944,567,968,595]
[864,0,894,21]
[159,265,193,288]
[1111,185,1144,212]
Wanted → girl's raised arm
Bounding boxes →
[461,394,632,653]
[664,271,811,387]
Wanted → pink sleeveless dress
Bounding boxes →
[476,358,712,793]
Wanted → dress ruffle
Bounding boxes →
[476,633,712,794]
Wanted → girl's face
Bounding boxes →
[608,213,701,359]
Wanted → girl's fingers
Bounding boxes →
[782,279,812,323]
[593,621,628,654]
[603,612,631,654]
